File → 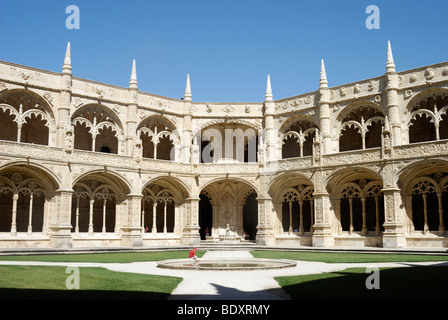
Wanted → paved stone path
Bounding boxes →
[0,250,447,300]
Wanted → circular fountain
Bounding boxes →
[157,258,297,271]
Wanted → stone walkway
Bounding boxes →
[0,249,447,300]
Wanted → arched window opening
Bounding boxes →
[95,126,118,154]
[138,118,176,161]
[0,92,52,145]
[339,106,384,152]
[73,121,92,151]
[71,181,117,235]
[241,190,258,240]
[197,123,258,163]
[410,173,447,235]
[72,105,120,154]
[409,94,448,143]
[0,173,46,234]
[338,179,384,235]
[199,193,213,240]
[281,185,314,235]
[281,120,317,159]
[0,108,18,141]
[141,185,175,235]
[339,126,362,152]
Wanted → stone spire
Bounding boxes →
[129,59,138,89]
[386,40,396,73]
[265,74,273,102]
[184,74,192,101]
[320,59,328,88]
[62,42,72,74]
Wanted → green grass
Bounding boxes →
[0,250,203,299]
[1,249,448,300]
[0,250,205,263]
[251,250,448,263]
[275,266,448,300]
[0,265,182,300]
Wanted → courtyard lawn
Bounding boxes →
[250,250,448,263]
[0,265,182,300]
[275,265,448,300]
[0,250,199,299]
[0,250,205,263]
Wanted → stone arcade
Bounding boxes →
[0,41,448,249]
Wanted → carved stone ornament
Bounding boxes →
[443,67,448,76]
[222,105,235,113]
[424,68,435,80]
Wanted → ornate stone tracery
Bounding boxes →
[141,185,176,235]
[0,43,448,249]
[0,172,46,235]
[71,105,123,154]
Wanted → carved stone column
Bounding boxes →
[127,60,138,157]
[382,187,406,248]
[255,195,275,245]
[385,42,402,146]
[182,75,193,163]
[181,197,201,245]
[318,91,331,153]
[59,43,72,150]
[312,191,334,247]
[263,75,277,164]
[49,189,73,248]
[182,112,193,163]
[318,59,332,154]
[121,193,143,247]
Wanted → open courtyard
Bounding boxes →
[0,247,447,300]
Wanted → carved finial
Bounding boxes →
[184,74,192,101]
[265,74,273,102]
[384,115,390,131]
[386,40,396,73]
[320,59,328,88]
[129,59,138,89]
[62,42,72,74]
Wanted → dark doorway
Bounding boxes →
[199,193,213,240]
[243,192,258,240]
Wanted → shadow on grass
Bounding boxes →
[0,288,170,300]
[276,265,448,300]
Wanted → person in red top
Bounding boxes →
[189,247,198,261]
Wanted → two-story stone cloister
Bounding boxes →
[0,41,448,249]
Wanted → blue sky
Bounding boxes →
[1,0,447,102]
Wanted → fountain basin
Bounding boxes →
[157,258,297,270]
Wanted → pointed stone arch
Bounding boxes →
[198,178,259,241]
[71,104,124,154]
[279,116,319,159]
[0,89,56,146]
[336,101,385,152]
[267,172,314,237]
[0,162,60,235]
[141,176,191,236]
[405,89,448,143]
[193,121,259,163]
[326,166,384,238]
[136,115,179,161]
[397,159,448,235]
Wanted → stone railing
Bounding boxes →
[393,139,448,160]
[1,139,448,178]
